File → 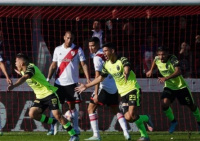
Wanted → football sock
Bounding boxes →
[134,116,148,138]
[164,107,175,121]
[89,113,100,137]
[71,109,79,133]
[139,115,149,122]
[40,114,57,124]
[49,111,56,131]
[63,122,76,136]
[193,107,200,122]
[117,113,129,136]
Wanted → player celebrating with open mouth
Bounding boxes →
[75,42,153,141]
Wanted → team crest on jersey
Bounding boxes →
[71,51,75,56]
[116,65,120,71]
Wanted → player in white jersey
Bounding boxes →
[47,31,90,135]
[0,54,12,136]
[84,37,130,141]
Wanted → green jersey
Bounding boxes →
[21,63,58,99]
[101,56,140,97]
[154,55,188,90]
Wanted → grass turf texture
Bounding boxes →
[0,131,199,141]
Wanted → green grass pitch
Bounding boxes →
[0,131,199,141]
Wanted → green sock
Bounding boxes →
[39,114,55,124]
[135,116,148,138]
[164,107,174,121]
[139,115,149,122]
[63,122,76,136]
[193,107,200,122]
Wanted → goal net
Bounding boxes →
[0,5,200,132]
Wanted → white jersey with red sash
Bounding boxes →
[53,43,86,86]
[93,49,117,94]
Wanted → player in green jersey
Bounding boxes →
[146,46,200,133]
[7,53,79,141]
[75,43,153,141]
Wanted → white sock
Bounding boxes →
[70,109,80,133]
[117,112,129,136]
[89,113,100,137]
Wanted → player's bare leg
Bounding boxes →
[111,106,130,140]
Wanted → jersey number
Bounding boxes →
[129,94,136,101]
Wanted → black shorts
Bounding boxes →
[121,89,141,107]
[161,87,194,106]
[54,83,82,104]
[90,89,119,106]
[32,94,60,113]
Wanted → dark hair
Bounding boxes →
[102,42,115,50]
[157,46,169,52]
[16,53,30,65]
[65,31,75,36]
[89,37,100,46]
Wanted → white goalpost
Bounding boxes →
[0,0,199,6]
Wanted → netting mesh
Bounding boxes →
[0,6,200,132]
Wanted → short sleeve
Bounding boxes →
[93,56,104,71]
[78,47,86,62]
[170,55,180,67]
[52,48,58,62]
[25,65,35,78]
[154,56,159,63]
[120,57,131,67]
[101,64,109,78]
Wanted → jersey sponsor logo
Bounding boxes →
[55,46,79,79]
[26,79,40,86]
[112,72,123,78]
[59,58,73,62]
